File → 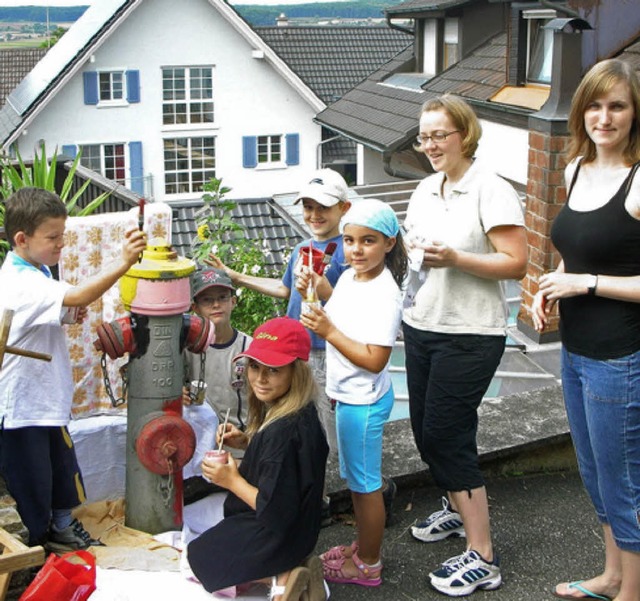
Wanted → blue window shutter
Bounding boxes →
[83,72,98,105]
[129,141,144,195]
[61,144,77,159]
[242,136,257,168]
[285,133,299,166]
[126,70,140,103]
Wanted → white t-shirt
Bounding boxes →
[325,267,403,405]
[403,161,525,336]
[0,252,74,427]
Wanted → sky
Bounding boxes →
[0,0,348,5]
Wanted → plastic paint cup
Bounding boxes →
[295,246,325,277]
[204,449,228,465]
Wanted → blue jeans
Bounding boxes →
[562,346,640,551]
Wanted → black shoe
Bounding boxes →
[46,518,104,552]
[382,476,397,527]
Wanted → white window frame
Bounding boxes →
[523,9,555,85]
[163,136,216,195]
[162,66,214,127]
[257,134,284,167]
[97,70,126,106]
[78,143,127,185]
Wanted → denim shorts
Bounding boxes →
[335,386,394,494]
[562,346,640,551]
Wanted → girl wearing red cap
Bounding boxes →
[186,317,329,601]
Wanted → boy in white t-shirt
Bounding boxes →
[0,187,146,550]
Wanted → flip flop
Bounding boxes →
[552,580,612,601]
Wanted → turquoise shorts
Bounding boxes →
[335,386,394,494]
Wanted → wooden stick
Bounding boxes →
[5,347,52,362]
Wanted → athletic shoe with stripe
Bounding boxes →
[429,549,501,597]
[411,496,466,542]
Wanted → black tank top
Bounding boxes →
[550,161,640,359]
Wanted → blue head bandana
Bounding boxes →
[341,198,399,238]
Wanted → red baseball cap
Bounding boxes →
[233,317,311,367]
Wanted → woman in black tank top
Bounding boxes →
[533,59,640,601]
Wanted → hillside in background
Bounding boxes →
[236,1,391,25]
[0,6,88,22]
[0,2,391,27]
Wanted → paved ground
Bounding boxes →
[315,470,604,601]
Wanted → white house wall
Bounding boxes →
[476,120,528,186]
[16,0,321,200]
[356,120,528,188]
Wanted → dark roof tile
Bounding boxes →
[316,32,509,150]
[256,26,413,104]
[0,48,47,107]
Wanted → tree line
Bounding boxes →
[0,2,390,27]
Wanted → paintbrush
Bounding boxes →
[137,198,145,263]
[320,241,337,275]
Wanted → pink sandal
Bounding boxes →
[322,550,382,587]
[319,541,358,561]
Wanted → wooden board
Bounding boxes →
[0,528,45,601]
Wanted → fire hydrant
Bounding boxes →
[94,238,214,534]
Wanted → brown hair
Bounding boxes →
[244,359,317,438]
[415,94,482,158]
[4,187,67,248]
[567,59,640,165]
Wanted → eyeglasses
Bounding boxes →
[196,293,233,307]
[415,130,461,145]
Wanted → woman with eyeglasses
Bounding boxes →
[402,94,527,597]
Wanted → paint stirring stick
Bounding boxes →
[218,408,231,452]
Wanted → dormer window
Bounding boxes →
[524,9,555,84]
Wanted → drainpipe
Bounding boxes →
[316,135,342,169]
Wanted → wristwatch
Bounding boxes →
[587,274,598,296]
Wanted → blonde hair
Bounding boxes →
[415,94,482,158]
[244,359,317,438]
[567,59,640,165]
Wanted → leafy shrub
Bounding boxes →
[191,177,289,334]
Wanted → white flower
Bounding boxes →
[250,265,261,275]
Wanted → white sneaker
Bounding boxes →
[429,549,501,597]
[411,496,466,542]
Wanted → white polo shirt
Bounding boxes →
[0,252,74,427]
[403,161,525,336]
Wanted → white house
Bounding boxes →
[0,0,327,200]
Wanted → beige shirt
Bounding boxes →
[403,161,524,336]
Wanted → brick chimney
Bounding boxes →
[517,17,592,343]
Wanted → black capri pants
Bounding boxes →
[402,323,505,492]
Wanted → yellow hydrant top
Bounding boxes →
[119,238,196,313]
[124,238,195,280]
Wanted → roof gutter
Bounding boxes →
[313,119,389,154]
[385,14,415,36]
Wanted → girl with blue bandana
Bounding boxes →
[301,198,408,589]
